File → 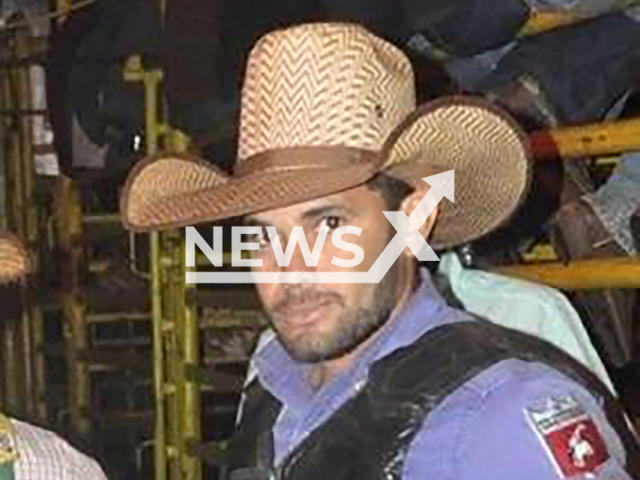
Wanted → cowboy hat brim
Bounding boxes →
[121,148,385,231]
[121,97,532,250]
[383,96,532,249]
[0,232,28,283]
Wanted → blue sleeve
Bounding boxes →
[402,360,633,480]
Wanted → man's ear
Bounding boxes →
[398,182,439,241]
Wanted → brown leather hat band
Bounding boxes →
[235,146,380,177]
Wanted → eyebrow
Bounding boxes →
[244,203,357,228]
[300,204,356,222]
[243,216,269,228]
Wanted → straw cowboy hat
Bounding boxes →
[121,23,532,250]
[0,232,28,283]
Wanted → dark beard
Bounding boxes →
[272,265,399,363]
[285,301,393,363]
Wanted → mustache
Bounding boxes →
[272,287,344,315]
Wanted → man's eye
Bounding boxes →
[321,216,342,230]
[248,230,269,248]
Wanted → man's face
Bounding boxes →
[247,184,399,363]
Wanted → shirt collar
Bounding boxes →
[253,269,468,411]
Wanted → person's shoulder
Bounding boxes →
[462,356,595,399]
[11,419,108,480]
[404,359,632,480]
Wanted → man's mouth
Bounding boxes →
[278,298,336,327]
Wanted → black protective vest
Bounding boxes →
[227,320,639,480]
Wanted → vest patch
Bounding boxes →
[526,396,609,478]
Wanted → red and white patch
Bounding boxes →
[526,396,609,478]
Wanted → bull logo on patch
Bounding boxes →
[569,424,595,468]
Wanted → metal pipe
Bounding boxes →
[0,108,46,115]
[182,241,202,480]
[124,54,169,480]
[151,234,166,480]
[519,1,640,36]
[56,177,91,434]
[160,235,182,480]
[18,33,48,422]
[82,214,121,224]
[519,10,581,36]
[16,40,37,421]
[5,42,29,420]
[496,257,640,289]
[531,118,640,160]
[86,313,151,323]
[196,251,247,267]
[1,320,19,413]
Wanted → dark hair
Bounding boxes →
[365,173,413,211]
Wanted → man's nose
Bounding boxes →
[283,243,315,272]
[277,232,320,286]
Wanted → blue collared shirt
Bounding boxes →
[252,272,631,479]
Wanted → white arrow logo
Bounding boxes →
[187,170,455,284]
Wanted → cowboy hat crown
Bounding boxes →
[239,22,415,159]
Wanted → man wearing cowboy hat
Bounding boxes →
[0,232,108,480]
[121,23,638,479]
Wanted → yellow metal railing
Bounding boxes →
[520,10,582,36]
[54,176,91,435]
[125,54,202,480]
[0,22,46,422]
[520,1,640,36]
[531,117,640,159]
[497,257,640,289]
